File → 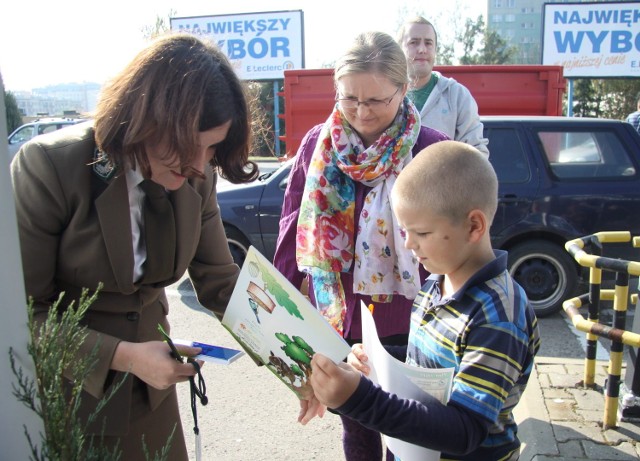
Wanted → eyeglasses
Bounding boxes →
[336,87,401,110]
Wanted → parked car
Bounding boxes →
[7,117,85,158]
[218,164,290,265]
[217,116,640,317]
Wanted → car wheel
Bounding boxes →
[507,240,578,317]
[225,227,250,266]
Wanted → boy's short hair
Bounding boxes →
[393,140,498,223]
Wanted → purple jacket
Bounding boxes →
[273,124,449,340]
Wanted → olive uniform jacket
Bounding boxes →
[10,122,239,436]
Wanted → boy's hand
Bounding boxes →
[347,343,370,376]
[310,353,361,409]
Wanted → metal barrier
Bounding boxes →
[563,231,640,429]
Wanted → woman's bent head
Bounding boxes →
[94,33,257,183]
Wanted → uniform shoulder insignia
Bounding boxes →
[92,148,117,181]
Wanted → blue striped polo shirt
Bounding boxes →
[407,250,540,460]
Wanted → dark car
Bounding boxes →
[217,164,290,265]
[217,116,640,317]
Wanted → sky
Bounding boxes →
[0,0,485,93]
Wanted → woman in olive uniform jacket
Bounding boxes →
[10,34,258,460]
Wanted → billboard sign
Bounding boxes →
[542,1,640,78]
[170,10,304,80]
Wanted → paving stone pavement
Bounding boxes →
[515,357,640,461]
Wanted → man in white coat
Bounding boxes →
[397,16,489,155]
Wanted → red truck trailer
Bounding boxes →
[278,65,566,156]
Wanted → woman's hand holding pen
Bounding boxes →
[111,341,203,390]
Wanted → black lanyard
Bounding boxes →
[188,359,208,437]
[158,325,208,439]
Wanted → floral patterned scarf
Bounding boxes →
[296,98,421,334]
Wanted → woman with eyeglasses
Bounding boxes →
[10,34,258,460]
[273,31,449,461]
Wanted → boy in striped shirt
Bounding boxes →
[310,140,540,460]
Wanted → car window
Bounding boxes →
[39,124,61,135]
[9,126,35,144]
[484,127,530,183]
[538,130,636,179]
[539,132,600,163]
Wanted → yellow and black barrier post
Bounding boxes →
[564,231,640,429]
[622,237,640,419]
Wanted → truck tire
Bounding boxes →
[507,240,578,317]
[225,226,250,266]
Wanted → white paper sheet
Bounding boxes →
[360,302,454,461]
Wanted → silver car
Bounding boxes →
[7,118,84,158]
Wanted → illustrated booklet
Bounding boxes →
[222,246,351,399]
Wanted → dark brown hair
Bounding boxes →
[94,33,258,183]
